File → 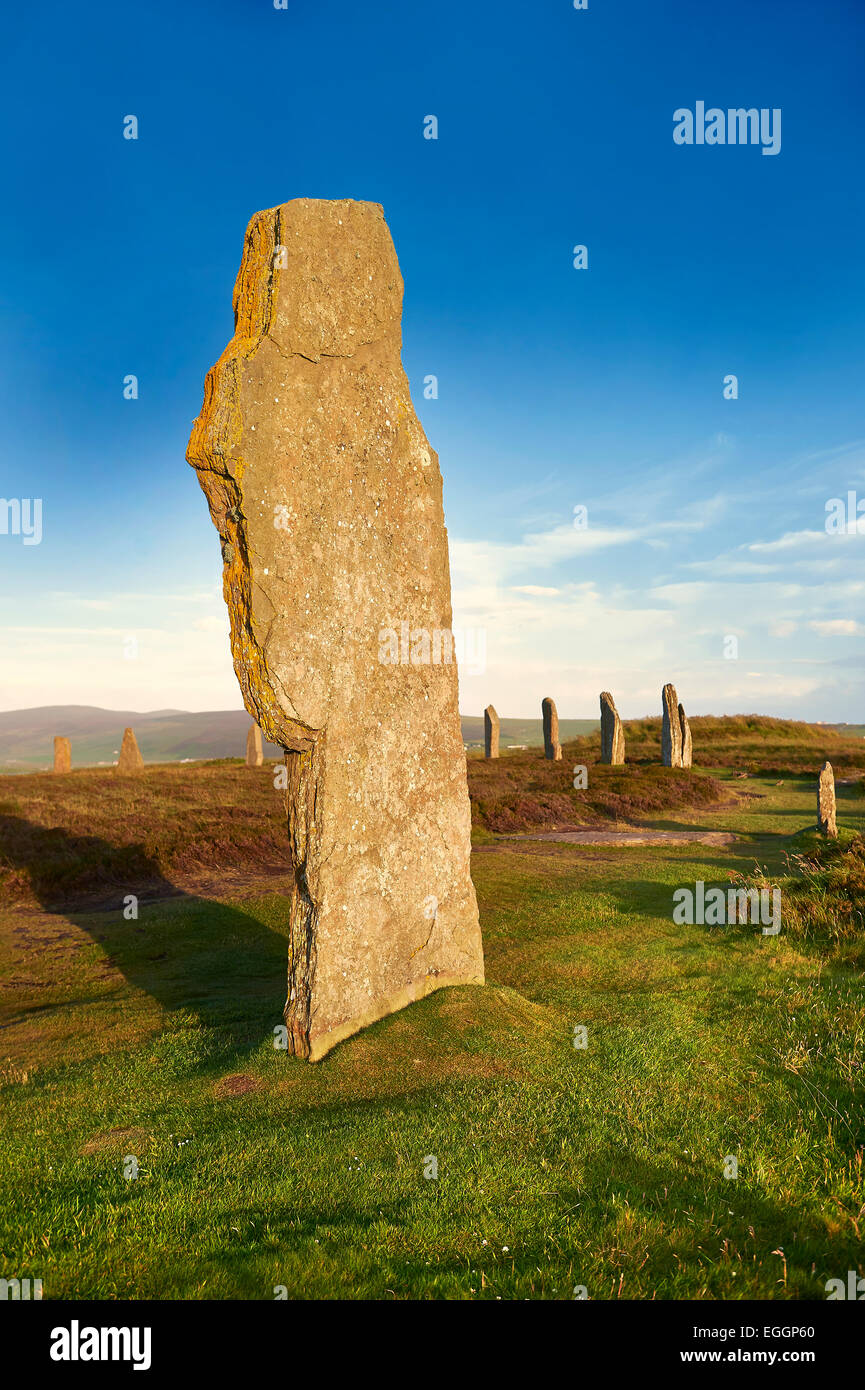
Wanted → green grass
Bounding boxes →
[1,756,863,1299]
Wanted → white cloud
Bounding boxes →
[747,529,828,554]
[510,585,561,596]
[809,619,862,636]
[449,523,640,585]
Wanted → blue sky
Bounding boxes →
[1,0,863,719]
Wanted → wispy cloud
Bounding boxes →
[810,619,863,636]
[511,584,561,596]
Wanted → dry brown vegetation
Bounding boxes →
[467,747,726,833]
[0,750,728,907]
[0,761,289,908]
[466,713,865,833]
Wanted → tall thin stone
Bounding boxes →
[599,692,625,765]
[484,704,499,759]
[116,727,143,773]
[818,760,837,837]
[53,736,71,774]
[661,683,682,767]
[187,197,484,1061]
[246,724,263,767]
[542,697,562,761]
[679,704,693,768]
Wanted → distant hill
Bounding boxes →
[460,716,599,750]
[0,706,285,772]
[0,706,860,773]
[0,705,601,771]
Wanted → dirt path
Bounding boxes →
[500,828,739,848]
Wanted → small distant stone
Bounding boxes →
[246,723,263,767]
[678,703,693,768]
[542,697,562,761]
[484,704,500,759]
[818,760,837,837]
[53,736,71,775]
[116,727,144,774]
[661,684,682,767]
[599,692,624,765]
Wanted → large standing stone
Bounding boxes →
[661,683,682,767]
[484,704,499,759]
[187,197,484,1061]
[116,727,143,773]
[53,736,71,774]
[679,704,693,768]
[818,761,837,837]
[599,692,625,765]
[246,724,263,767]
[542,697,562,761]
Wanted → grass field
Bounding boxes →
[1,719,863,1299]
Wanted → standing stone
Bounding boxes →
[246,724,263,767]
[484,704,499,759]
[679,704,693,768]
[818,761,837,837]
[187,197,484,1061]
[116,727,143,773]
[599,692,625,765]
[53,736,71,774]
[661,683,682,767]
[542,697,562,761]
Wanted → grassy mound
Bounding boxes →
[604,714,865,777]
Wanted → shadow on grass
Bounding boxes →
[172,1138,853,1300]
[0,813,288,1060]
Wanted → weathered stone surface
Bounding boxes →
[599,692,625,765]
[246,724,263,767]
[484,704,499,759]
[661,683,682,767]
[818,760,837,837]
[53,736,71,775]
[187,197,484,1061]
[116,727,143,773]
[542,697,562,761]
[679,704,693,768]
